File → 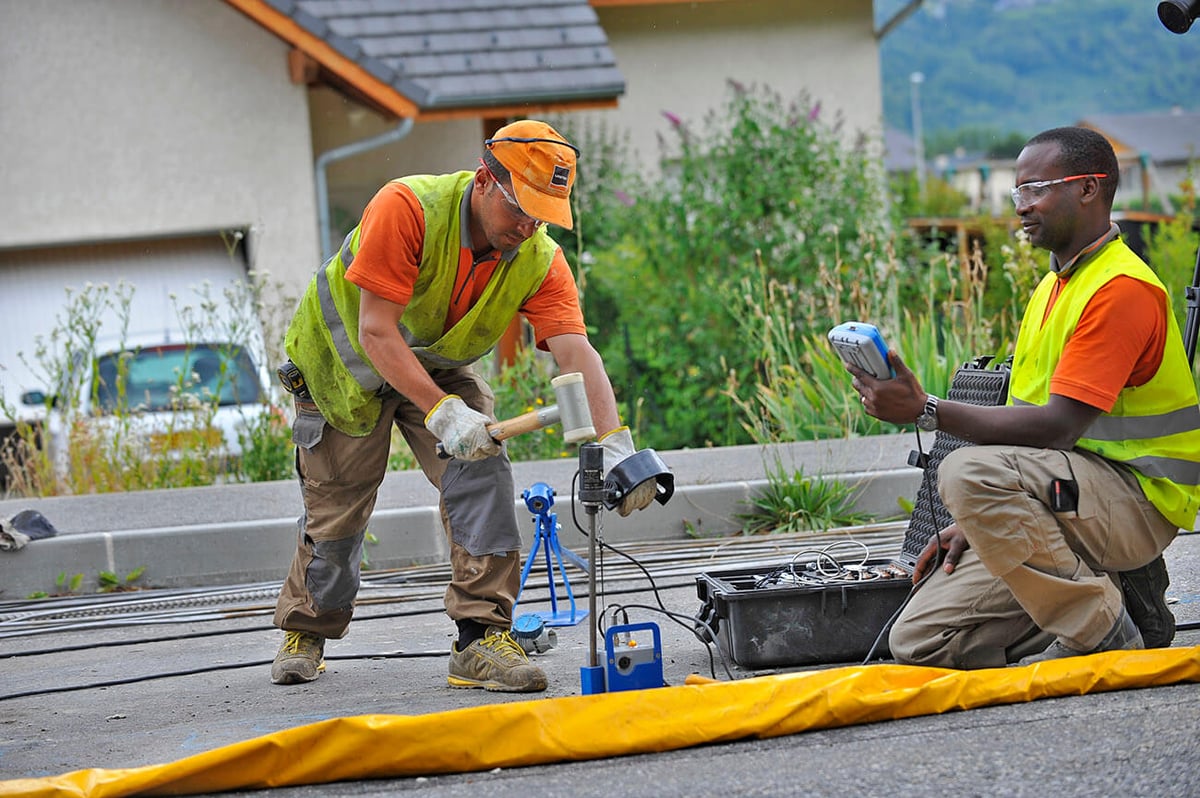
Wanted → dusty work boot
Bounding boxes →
[1119,554,1176,648]
[448,626,548,692]
[1017,609,1143,666]
[271,630,326,685]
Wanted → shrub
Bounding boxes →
[557,83,903,450]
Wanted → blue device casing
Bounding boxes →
[827,321,894,380]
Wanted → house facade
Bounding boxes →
[0,0,882,424]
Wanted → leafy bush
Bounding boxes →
[556,84,906,450]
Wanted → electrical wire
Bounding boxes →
[859,431,939,665]
[2,470,912,695]
[609,601,736,681]
[0,649,450,702]
[564,467,838,682]
[565,467,741,680]
[860,528,942,665]
[0,578,701,660]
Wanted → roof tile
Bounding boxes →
[284,0,623,111]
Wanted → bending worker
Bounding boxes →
[850,126,1200,668]
[270,120,656,692]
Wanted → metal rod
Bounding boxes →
[586,507,599,668]
[1183,243,1199,367]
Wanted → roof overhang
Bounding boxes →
[225,0,625,122]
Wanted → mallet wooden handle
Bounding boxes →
[485,405,561,442]
[436,405,561,458]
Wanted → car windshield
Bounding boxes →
[93,343,264,412]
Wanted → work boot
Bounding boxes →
[1017,609,1143,666]
[271,630,326,685]
[448,626,548,693]
[1119,554,1176,648]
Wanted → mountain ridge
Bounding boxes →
[879,0,1200,152]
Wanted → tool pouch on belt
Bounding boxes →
[278,359,325,450]
[292,402,326,451]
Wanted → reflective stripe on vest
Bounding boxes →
[1009,237,1200,529]
[315,229,384,393]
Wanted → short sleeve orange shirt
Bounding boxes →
[1046,273,1167,412]
[344,181,586,347]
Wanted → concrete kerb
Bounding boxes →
[0,434,920,599]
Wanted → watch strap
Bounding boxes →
[918,394,939,431]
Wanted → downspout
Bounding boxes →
[315,118,415,260]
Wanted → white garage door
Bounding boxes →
[0,233,258,426]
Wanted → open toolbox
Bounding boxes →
[694,551,915,667]
[695,355,1012,669]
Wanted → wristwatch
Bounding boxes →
[916,394,940,432]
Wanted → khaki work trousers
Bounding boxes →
[889,445,1179,669]
[274,367,522,640]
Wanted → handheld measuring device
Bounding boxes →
[828,321,894,380]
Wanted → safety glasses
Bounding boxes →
[1010,173,1108,206]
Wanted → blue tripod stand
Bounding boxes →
[513,482,589,626]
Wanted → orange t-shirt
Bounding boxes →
[344,181,586,347]
[1046,273,1167,412]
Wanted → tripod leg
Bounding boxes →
[514,528,545,616]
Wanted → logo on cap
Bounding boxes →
[551,165,571,189]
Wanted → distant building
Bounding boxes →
[883,127,926,174]
[917,110,1200,219]
[1081,109,1200,214]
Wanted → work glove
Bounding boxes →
[598,426,657,517]
[425,395,501,461]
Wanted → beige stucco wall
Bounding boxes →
[0,1,883,292]
[305,0,884,241]
[587,0,884,169]
[0,0,319,295]
[306,88,487,256]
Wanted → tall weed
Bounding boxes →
[1142,170,1198,383]
[0,274,295,496]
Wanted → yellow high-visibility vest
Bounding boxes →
[285,171,556,435]
[1011,237,1200,530]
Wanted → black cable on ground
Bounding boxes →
[0,579,699,660]
[0,649,450,702]
[861,528,942,665]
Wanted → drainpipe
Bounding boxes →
[315,118,415,260]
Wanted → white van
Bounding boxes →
[0,235,283,490]
[25,334,278,485]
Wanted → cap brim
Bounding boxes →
[510,180,574,231]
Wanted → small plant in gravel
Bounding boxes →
[736,458,873,535]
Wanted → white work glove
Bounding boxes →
[425,395,501,461]
[598,426,657,517]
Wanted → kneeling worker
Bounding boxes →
[848,126,1200,668]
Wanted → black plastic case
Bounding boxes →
[694,559,912,667]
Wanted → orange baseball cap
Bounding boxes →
[485,120,579,230]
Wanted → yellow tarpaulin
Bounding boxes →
[3,646,1198,798]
